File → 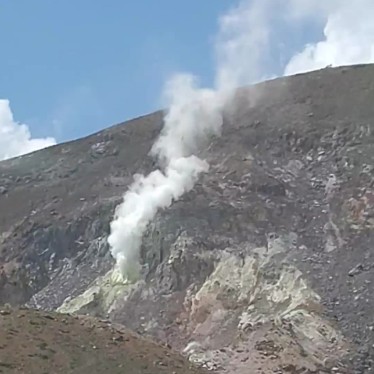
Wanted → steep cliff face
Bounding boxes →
[1,65,374,373]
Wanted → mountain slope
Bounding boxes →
[1,64,374,373]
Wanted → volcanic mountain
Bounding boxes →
[1,65,374,373]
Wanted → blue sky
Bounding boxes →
[1,0,373,160]
[0,1,232,142]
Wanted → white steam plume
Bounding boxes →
[108,0,374,282]
[107,0,271,282]
[108,77,224,281]
[0,100,56,161]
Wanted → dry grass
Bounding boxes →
[0,306,204,374]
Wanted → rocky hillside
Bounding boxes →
[1,64,374,373]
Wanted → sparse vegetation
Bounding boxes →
[0,307,204,374]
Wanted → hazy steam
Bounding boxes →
[107,0,272,282]
[215,0,273,89]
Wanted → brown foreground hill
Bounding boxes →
[0,306,204,374]
[1,64,374,373]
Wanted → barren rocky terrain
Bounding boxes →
[1,64,374,373]
[0,306,203,373]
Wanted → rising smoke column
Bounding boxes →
[107,0,271,283]
[107,77,225,282]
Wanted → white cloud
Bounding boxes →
[285,0,374,75]
[211,0,374,79]
[0,99,56,161]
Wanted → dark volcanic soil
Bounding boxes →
[1,64,374,373]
